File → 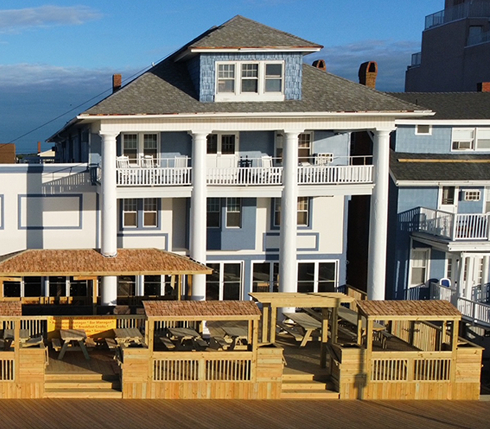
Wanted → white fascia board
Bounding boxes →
[189,47,322,53]
[79,110,432,122]
[394,179,490,187]
[396,118,490,126]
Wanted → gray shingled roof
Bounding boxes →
[390,150,490,182]
[188,15,322,50]
[389,92,490,120]
[83,61,423,116]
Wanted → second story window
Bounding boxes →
[274,197,310,227]
[216,61,284,102]
[121,133,159,163]
[122,198,158,229]
[226,198,242,228]
[207,198,221,228]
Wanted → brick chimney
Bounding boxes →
[37,141,41,154]
[477,82,490,92]
[312,59,326,72]
[113,74,122,93]
[358,61,378,89]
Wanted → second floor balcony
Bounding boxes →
[415,207,490,241]
[107,155,373,187]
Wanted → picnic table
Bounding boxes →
[222,326,249,350]
[281,312,322,347]
[167,327,207,350]
[113,328,144,347]
[3,329,42,350]
[59,329,90,360]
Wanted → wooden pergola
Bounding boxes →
[249,292,354,367]
[0,248,212,306]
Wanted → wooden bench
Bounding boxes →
[160,337,176,350]
[51,338,62,352]
[277,321,305,343]
[209,336,231,351]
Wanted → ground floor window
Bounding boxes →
[297,261,337,293]
[252,262,279,293]
[206,262,242,300]
[118,276,135,299]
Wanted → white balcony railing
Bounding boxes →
[112,155,374,187]
[417,207,490,241]
[457,297,490,327]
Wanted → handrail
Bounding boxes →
[457,296,490,327]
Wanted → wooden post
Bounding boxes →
[331,306,338,344]
[251,319,259,382]
[365,319,374,385]
[14,318,20,382]
[147,318,154,352]
[357,313,363,346]
[261,304,270,343]
[270,305,277,344]
[177,275,182,301]
[450,319,459,397]
[320,308,329,368]
[0,279,3,300]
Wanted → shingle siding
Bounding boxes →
[198,52,303,102]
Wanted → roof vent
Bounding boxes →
[312,59,326,72]
[477,82,490,92]
[358,61,378,89]
[113,74,122,93]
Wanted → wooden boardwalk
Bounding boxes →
[0,399,489,428]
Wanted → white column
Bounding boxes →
[456,254,465,298]
[189,131,209,300]
[482,256,489,287]
[100,131,119,306]
[279,130,302,305]
[367,129,391,300]
[136,275,145,296]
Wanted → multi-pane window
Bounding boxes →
[123,134,138,160]
[441,186,456,205]
[206,262,242,300]
[207,198,221,228]
[206,134,237,155]
[265,64,283,92]
[477,129,490,150]
[123,199,138,227]
[298,133,312,163]
[143,198,158,226]
[241,63,259,93]
[297,262,337,293]
[252,262,279,293]
[226,198,241,228]
[463,190,481,201]
[452,128,474,150]
[216,61,284,100]
[410,248,429,287]
[143,134,158,158]
[122,198,158,228]
[217,64,235,93]
[274,197,309,226]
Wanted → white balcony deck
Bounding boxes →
[110,156,373,187]
[417,207,490,241]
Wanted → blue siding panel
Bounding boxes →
[395,125,452,154]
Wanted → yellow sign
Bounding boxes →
[48,316,117,338]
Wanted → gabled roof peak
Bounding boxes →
[186,14,322,52]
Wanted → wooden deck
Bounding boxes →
[0,399,489,429]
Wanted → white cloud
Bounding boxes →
[307,39,420,92]
[0,5,102,33]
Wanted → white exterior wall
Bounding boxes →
[0,166,97,255]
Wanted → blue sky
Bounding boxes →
[0,0,442,153]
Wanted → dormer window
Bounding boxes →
[216,61,284,102]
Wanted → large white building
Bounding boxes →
[0,16,428,307]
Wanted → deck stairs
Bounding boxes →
[281,371,339,399]
[44,372,122,399]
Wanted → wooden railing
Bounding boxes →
[370,351,452,382]
[152,351,253,382]
[0,353,14,381]
[116,315,146,330]
[390,320,444,352]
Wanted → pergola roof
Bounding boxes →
[143,300,261,321]
[0,302,21,317]
[357,300,461,321]
[0,249,211,277]
[249,292,354,308]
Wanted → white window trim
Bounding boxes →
[215,61,285,102]
[297,260,339,293]
[438,186,458,211]
[225,197,242,228]
[408,247,431,288]
[451,127,490,152]
[207,132,240,155]
[121,132,160,162]
[206,261,243,301]
[250,261,279,294]
[462,189,481,201]
[415,124,432,135]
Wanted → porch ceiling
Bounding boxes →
[249,292,354,308]
[0,249,212,277]
[357,299,461,321]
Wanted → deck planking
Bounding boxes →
[0,399,489,428]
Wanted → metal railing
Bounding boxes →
[425,1,490,30]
